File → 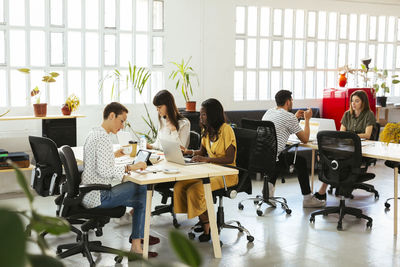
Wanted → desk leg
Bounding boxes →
[311,149,315,192]
[395,167,398,235]
[203,178,221,258]
[143,184,154,259]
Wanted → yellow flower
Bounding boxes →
[380,123,400,144]
[65,94,80,112]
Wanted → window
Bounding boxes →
[0,0,165,107]
[234,6,400,101]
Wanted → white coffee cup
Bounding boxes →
[122,145,132,155]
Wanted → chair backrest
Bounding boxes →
[241,119,277,176]
[317,131,362,189]
[232,127,257,194]
[370,122,381,141]
[28,135,63,196]
[59,145,81,197]
[188,131,201,150]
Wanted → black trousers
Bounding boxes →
[269,153,311,196]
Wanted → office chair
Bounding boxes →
[28,136,85,242]
[238,120,291,215]
[188,127,255,243]
[29,135,64,198]
[328,122,380,199]
[383,160,400,209]
[57,145,126,266]
[151,131,202,227]
[309,131,374,230]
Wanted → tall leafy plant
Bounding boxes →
[169,57,199,102]
[99,62,157,142]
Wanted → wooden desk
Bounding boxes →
[301,140,400,235]
[0,164,34,173]
[71,147,238,259]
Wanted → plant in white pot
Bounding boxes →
[169,57,199,112]
[18,68,59,117]
[371,67,400,107]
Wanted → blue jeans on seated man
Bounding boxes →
[99,181,147,240]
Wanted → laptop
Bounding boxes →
[160,138,206,165]
[288,118,337,142]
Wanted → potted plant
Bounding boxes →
[61,94,80,115]
[371,68,400,107]
[99,62,157,142]
[380,122,400,144]
[18,68,59,117]
[169,57,199,112]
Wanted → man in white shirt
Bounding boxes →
[262,90,325,208]
[80,102,157,257]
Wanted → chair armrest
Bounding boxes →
[79,184,112,194]
[222,165,251,196]
[281,142,299,154]
[62,184,112,207]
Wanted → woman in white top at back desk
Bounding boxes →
[147,90,190,150]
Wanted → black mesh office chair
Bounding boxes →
[29,135,64,198]
[57,145,126,266]
[383,160,400,209]
[188,127,255,243]
[328,122,380,199]
[152,131,202,228]
[238,120,292,215]
[309,131,374,230]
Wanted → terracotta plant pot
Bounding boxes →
[33,103,47,117]
[185,101,196,112]
[61,104,72,115]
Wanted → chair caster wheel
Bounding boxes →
[247,235,254,242]
[239,228,243,233]
[385,202,391,208]
[309,217,315,223]
[114,255,123,263]
[375,194,379,200]
[173,219,180,228]
[254,200,260,205]
[188,232,195,240]
[56,248,62,254]
[256,210,263,216]
[337,223,343,231]
[220,241,223,247]
[238,203,244,210]
[366,221,373,228]
[285,209,292,215]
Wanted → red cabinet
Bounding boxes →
[322,88,376,130]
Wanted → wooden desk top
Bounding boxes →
[72,146,238,185]
[299,140,400,162]
[0,114,85,121]
[0,164,34,173]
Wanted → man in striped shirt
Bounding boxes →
[262,90,325,208]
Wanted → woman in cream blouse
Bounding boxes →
[147,90,190,150]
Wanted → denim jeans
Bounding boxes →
[99,181,147,239]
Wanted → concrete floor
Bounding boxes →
[1,160,399,267]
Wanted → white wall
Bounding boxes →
[2,0,400,192]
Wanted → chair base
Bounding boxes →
[151,204,180,228]
[57,232,124,267]
[238,179,291,216]
[384,197,400,209]
[328,183,379,200]
[238,196,292,216]
[188,198,254,243]
[309,198,373,231]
